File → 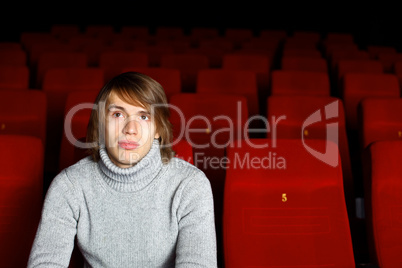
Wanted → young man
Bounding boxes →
[28,72,217,267]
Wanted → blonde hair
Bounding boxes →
[86,72,174,164]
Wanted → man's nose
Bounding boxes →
[123,118,138,135]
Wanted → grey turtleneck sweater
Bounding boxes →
[28,140,217,267]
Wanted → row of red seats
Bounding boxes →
[2,25,402,89]
[1,134,400,267]
[0,64,400,130]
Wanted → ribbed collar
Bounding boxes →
[98,139,163,192]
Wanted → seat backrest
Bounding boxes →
[342,73,400,130]
[0,49,27,66]
[359,98,402,150]
[0,135,44,268]
[224,138,355,267]
[169,92,248,182]
[0,90,47,145]
[271,70,330,96]
[337,59,384,83]
[266,96,354,217]
[281,57,328,72]
[196,69,259,116]
[99,51,149,82]
[222,54,270,73]
[59,90,99,171]
[0,66,29,90]
[42,67,105,92]
[363,140,402,268]
[37,52,88,88]
[282,48,322,58]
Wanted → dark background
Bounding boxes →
[1,2,401,50]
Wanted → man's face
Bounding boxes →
[104,92,159,168]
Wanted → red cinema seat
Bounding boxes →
[0,90,47,146]
[29,42,74,70]
[281,57,328,73]
[42,67,104,173]
[271,70,330,96]
[367,45,397,59]
[160,54,209,92]
[59,90,99,171]
[329,49,369,72]
[292,31,321,42]
[336,59,383,84]
[342,73,400,131]
[169,92,249,266]
[68,36,107,67]
[0,66,29,90]
[169,93,248,181]
[0,49,27,66]
[172,139,194,165]
[377,52,402,73]
[224,28,253,47]
[325,32,354,43]
[363,140,402,268]
[359,98,402,150]
[0,135,44,268]
[99,51,149,82]
[222,53,271,94]
[51,24,80,41]
[266,96,354,219]
[0,42,22,50]
[196,69,259,116]
[36,52,88,88]
[224,139,355,268]
[199,38,235,52]
[20,32,57,52]
[120,26,150,39]
[121,67,181,100]
[283,36,318,50]
[394,61,402,88]
[259,29,288,41]
[282,48,322,58]
[155,26,184,40]
[190,27,220,42]
[85,25,115,44]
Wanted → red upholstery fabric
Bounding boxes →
[99,51,148,82]
[0,49,27,66]
[281,57,328,72]
[0,90,47,145]
[222,53,271,93]
[59,90,99,171]
[37,52,88,88]
[363,140,402,268]
[271,70,330,96]
[0,66,29,90]
[169,92,249,260]
[224,139,355,267]
[337,59,384,84]
[342,73,400,130]
[282,48,322,58]
[160,54,209,92]
[266,96,354,219]
[0,135,44,268]
[172,139,194,164]
[359,98,402,150]
[196,69,259,116]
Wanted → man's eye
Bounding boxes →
[112,112,124,118]
[140,115,149,120]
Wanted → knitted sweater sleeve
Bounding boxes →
[27,170,79,267]
[175,171,218,268]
